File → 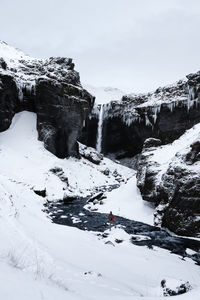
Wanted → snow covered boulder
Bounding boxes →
[143,138,162,149]
[161,279,192,297]
[79,144,103,164]
[0,57,7,70]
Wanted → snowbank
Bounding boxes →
[0,111,200,299]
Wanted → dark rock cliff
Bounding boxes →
[81,78,200,158]
[0,73,19,131]
[0,42,94,158]
[136,128,200,237]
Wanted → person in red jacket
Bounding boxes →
[108,211,116,230]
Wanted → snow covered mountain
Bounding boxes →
[83,84,125,104]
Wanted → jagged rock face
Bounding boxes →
[0,41,94,158]
[161,164,200,237]
[80,115,98,148]
[81,78,200,157]
[36,78,93,157]
[137,126,200,237]
[0,74,19,131]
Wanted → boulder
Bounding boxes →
[33,188,46,198]
[143,138,162,149]
[79,143,103,164]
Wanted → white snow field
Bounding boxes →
[0,111,200,299]
[83,84,125,104]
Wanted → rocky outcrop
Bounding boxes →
[0,74,19,131]
[0,41,94,158]
[137,125,200,237]
[81,77,200,158]
[79,105,99,149]
[35,77,93,158]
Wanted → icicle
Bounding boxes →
[18,85,23,101]
[169,102,173,112]
[96,105,104,153]
[152,106,159,124]
[187,85,197,111]
[145,112,152,126]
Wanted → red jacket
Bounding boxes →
[108,213,115,222]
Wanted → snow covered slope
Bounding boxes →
[0,40,80,90]
[0,40,35,63]
[0,111,200,299]
[84,84,124,104]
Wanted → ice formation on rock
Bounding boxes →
[96,105,104,153]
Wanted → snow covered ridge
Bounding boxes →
[86,78,188,125]
[94,71,200,128]
[83,84,125,104]
[0,40,81,90]
[102,78,191,126]
[137,124,200,237]
[0,41,94,158]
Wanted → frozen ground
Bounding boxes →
[0,112,200,299]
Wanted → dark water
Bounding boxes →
[44,194,200,265]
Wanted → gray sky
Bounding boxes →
[1,0,200,92]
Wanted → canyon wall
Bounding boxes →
[0,42,94,158]
[81,78,200,158]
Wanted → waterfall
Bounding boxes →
[96,105,104,153]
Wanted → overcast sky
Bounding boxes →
[1,0,200,92]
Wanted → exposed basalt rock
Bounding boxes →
[36,78,93,158]
[0,41,94,158]
[185,141,200,164]
[79,105,99,148]
[137,150,161,204]
[137,126,200,237]
[33,188,46,198]
[0,58,7,70]
[0,74,19,131]
[161,161,200,236]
